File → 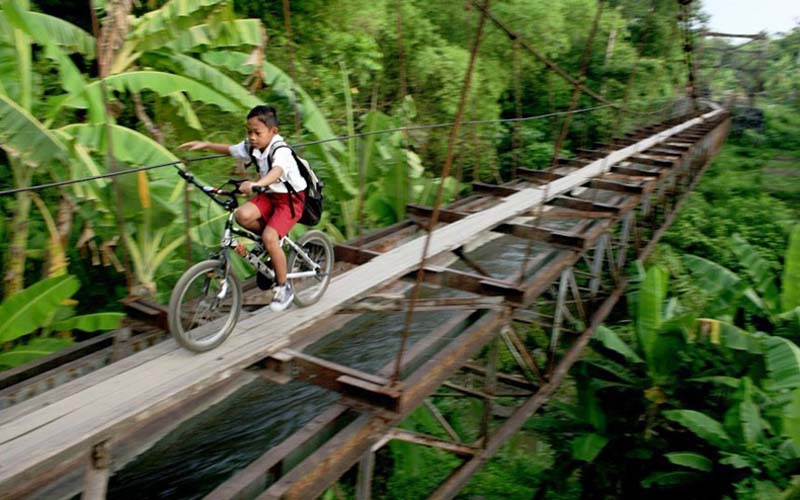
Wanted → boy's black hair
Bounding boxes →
[247,105,280,128]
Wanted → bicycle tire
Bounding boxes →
[168,259,242,352]
[287,230,334,307]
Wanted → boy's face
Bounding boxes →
[247,117,277,150]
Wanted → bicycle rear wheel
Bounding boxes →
[287,230,334,307]
[168,259,242,352]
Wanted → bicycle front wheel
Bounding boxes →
[287,230,334,307]
[168,259,242,352]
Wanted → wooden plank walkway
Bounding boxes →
[0,108,724,494]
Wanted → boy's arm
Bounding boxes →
[178,141,232,154]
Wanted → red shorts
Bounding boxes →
[248,191,306,237]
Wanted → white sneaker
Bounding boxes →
[270,283,294,312]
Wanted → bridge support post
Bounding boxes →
[82,441,110,500]
[356,450,374,500]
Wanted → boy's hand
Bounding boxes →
[239,181,254,195]
[179,141,207,151]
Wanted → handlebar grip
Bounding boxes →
[251,185,267,194]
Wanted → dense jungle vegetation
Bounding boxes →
[0,0,798,498]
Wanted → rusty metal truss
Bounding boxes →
[200,111,730,499]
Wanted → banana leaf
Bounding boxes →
[0,337,73,369]
[731,234,780,315]
[665,452,713,472]
[571,433,609,462]
[636,266,667,364]
[784,388,800,447]
[52,313,124,332]
[594,325,644,363]
[0,93,69,168]
[683,254,750,317]
[764,336,800,391]
[0,275,79,343]
[782,226,800,314]
[61,71,244,117]
[664,409,731,448]
[126,0,229,52]
[165,19,263,52]
[60,123,180,177]
[143,51,261,111]
[0,3,95,58]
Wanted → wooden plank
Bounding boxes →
[0,108,725,494]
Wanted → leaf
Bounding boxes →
[719,452,751,469]
[60,123,180,176]
[61,71,245,118]
[570,433,609,462]
[0,7,95,58]
[738,378,764,446]
[784,388,800,447]
[126,0,229,51]
[594,325,644,363]
[782,225,800,314]
[165,19,264,52]
[683,254,747,317]
[764,336,800,391]
[665,452,713,472]
[52,313,124,332]
[664,409,731,448]
[0,275,79,343]
[637,266,667,364]
[695,319,764,354]
[732,234,781,314]
[641,471,699,488]
[687,376,742,389]
[0,93,69,168]
[143,52,261,111]
[0,337,73,369]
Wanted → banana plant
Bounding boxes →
[683,226,800,328]
[0,274,124,369]
[0,0,73,297]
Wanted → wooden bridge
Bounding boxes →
[0,103,729,499]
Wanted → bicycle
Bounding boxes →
[168,166,334,352]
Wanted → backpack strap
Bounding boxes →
[267,142,305,218]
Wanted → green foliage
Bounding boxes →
[0,274,78,342]
[0,274,122,370]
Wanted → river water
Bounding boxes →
[108,235,548,498]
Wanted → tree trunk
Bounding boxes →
[3,163,33,298]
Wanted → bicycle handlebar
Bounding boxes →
[175,165,255,211]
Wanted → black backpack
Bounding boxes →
[247,141,324,226]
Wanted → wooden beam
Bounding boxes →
[387,429,478,456]
[471,182,520,197]
[493,222,588,249]
[610,165,662,177]
[630,155,675,167]
[516,168,563,182]
[334,244,381,265]
[418,267,525,303]
[589,178,647,194]
[261,350,401,412]
[548,195,620,213]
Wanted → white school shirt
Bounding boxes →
[229,134,307,194]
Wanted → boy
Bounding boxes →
[180,105,307,312]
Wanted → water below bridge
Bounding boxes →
[107,234,543,498]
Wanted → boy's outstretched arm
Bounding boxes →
[179,141,232,154]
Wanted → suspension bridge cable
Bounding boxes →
[0,102,653,197]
